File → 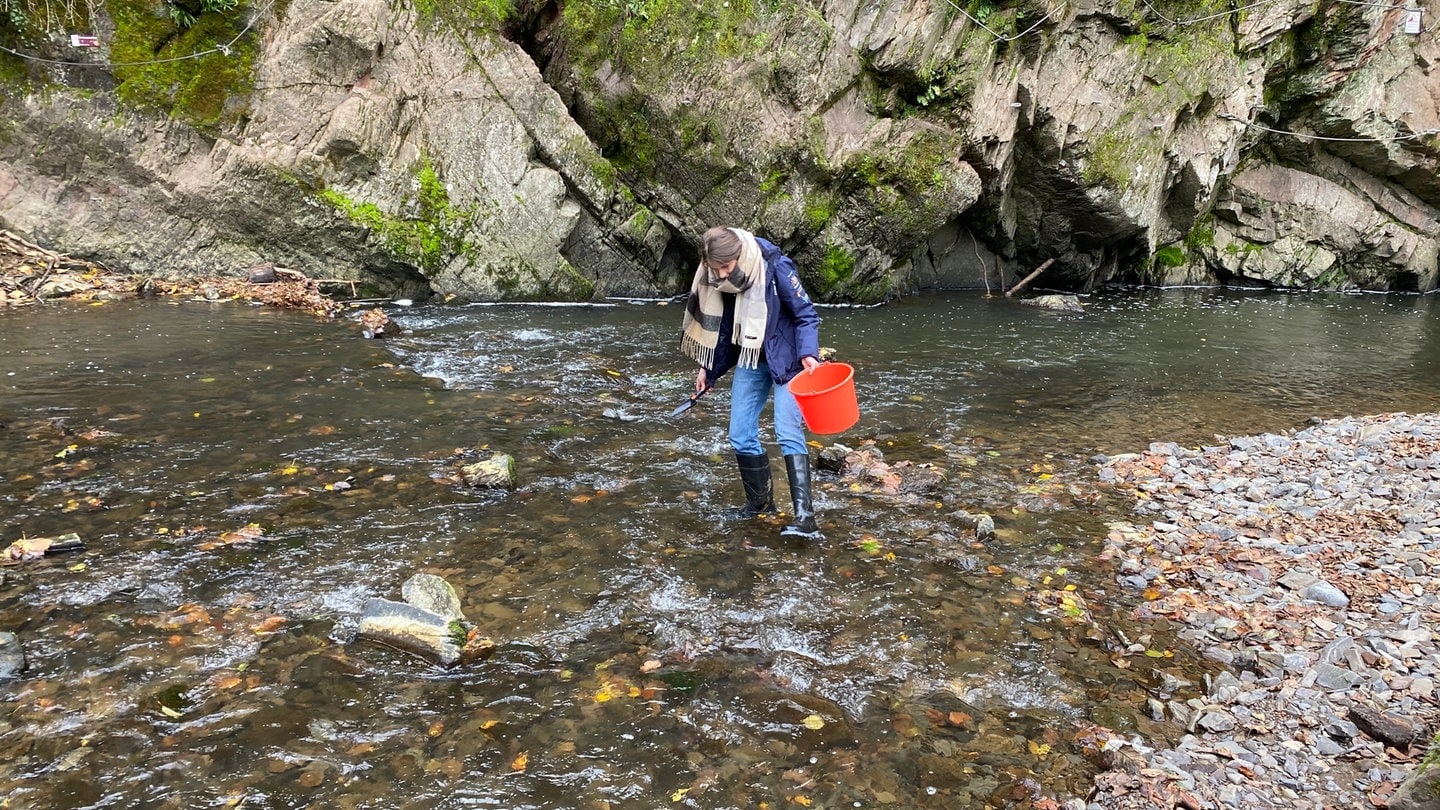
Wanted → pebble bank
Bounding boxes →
[1079,412,1440,809]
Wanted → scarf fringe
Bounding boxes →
[737,345,761,369]
[680,332,716,369]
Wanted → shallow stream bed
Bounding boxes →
[2,289,1438,808]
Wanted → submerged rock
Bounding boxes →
[357,573,495,666]
[400,573,464,621]
[358,599,469,666]
[951,509,996,540]
[358,308,402,339]
[0,632,24,677]
[1019,294,1084,313]
[461,453,516,489]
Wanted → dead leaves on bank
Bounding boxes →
[1,229,342,317]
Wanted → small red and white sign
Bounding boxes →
[1404,9,1423,35]
[69,34,100,47]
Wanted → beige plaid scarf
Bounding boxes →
[680,228,768,370]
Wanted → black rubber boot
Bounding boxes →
[781,454,822,539]
[732,452,775,518]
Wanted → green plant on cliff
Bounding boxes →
[803,191,838,232]
[104,0,256,132]
[321,160,477,274]
[585,89,660,174]
[560,0,801,84]
[817,242,856,289]
[165,0,237,29]
[1152,244,1186,268]
[414,0,512,28]
[842,130,959,231]
[1184,214,1216,252]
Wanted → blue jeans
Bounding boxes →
[729,362,808,456]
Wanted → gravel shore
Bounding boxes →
[1079,412,1440,809]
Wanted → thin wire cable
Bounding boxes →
[1138,0,1282,26]
[1140,0,1416,26]
[935,0,1064,42]
[0,0,275,68]
[1333,0,1421,10]
[1221,113,1440,142]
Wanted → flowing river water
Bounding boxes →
[2,289,1438,809]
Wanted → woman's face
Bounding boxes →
[707,259,738,281]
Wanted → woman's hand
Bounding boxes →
[696,368,709,392]
[801,356,821,373]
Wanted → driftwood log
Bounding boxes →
[1005,258,1055,297]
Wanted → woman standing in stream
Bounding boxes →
[679,225,824,540]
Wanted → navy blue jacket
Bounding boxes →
[704,238,821,386]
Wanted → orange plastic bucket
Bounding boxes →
[788,362,859,434]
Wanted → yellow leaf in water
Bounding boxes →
[68,562,86,572]
[802,714,825,730]
[1144,649,1167,658]
[792,796,813,806]
[159,704,183,719]
[280,464,300,475]
[481,720,500,730]
[1028,740,1051,757]
[1143,587,1161,600]
[55,444,79,458]
[510,752,528,772]
[671,788,689,802]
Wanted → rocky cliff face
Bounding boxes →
[0,0,1435,302]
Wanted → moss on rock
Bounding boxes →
[105,0,257,132]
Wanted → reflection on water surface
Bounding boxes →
[1,290,1438,808]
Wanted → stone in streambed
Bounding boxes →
[358,599,470,666]
[1389,747,1440,810]
[1348,704,1425,751]
[357,573,495,666]
[401,572,464,621]
[0,632,24,678]
[1301,581,1350,607]
[461,453,516,489]
[1019,294,1085,313]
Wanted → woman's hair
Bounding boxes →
[701,226,742,266]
